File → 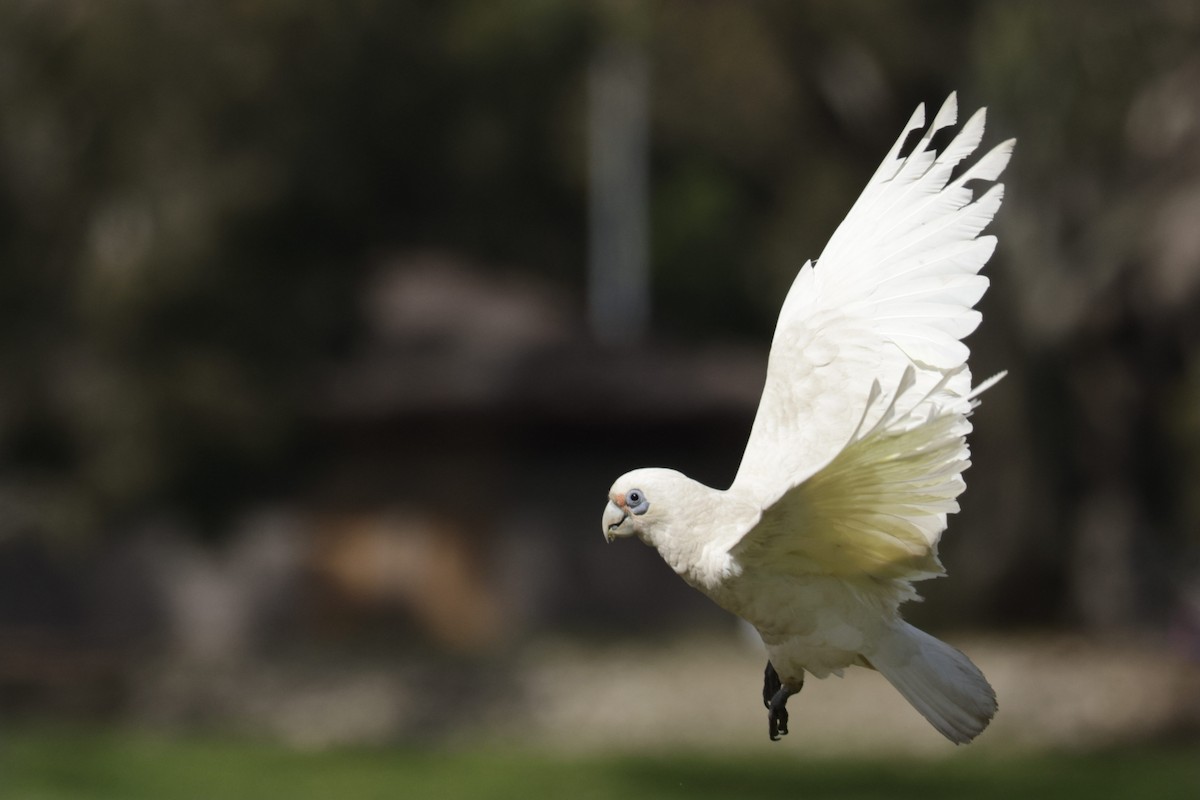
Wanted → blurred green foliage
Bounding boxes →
[0,1,593,535]
[3,726,1198,800]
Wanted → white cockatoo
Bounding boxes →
[603,94,1013,744]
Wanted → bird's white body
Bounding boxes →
[604,94,1013,744]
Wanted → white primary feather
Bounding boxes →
[604,94,1012,744]
[732,92,1013,510]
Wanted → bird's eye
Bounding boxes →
[628,489,650,515]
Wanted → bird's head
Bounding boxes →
[603,467,690,545]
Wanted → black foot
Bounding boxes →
[762,660,801,742]
[767,686,791,741]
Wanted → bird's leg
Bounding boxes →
[762,661,803,741]
[763,660,782,709]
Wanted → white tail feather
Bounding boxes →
[868,621,996,744]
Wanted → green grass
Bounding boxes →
[2,727,1197,800]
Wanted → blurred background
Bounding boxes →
[1,0,1199,796]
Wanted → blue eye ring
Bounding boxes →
[628,489,650,515]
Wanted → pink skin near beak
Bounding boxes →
[603,495,629,542]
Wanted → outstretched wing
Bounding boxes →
[726,94,1012,586]
[730,93,1012,508]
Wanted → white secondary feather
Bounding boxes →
[733,364,978,605]
[603,93,1012,745]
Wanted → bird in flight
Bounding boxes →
[603,93,1013,744]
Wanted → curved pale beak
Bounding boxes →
[603,500,629,543]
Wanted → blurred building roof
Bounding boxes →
[317,253,766,423]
